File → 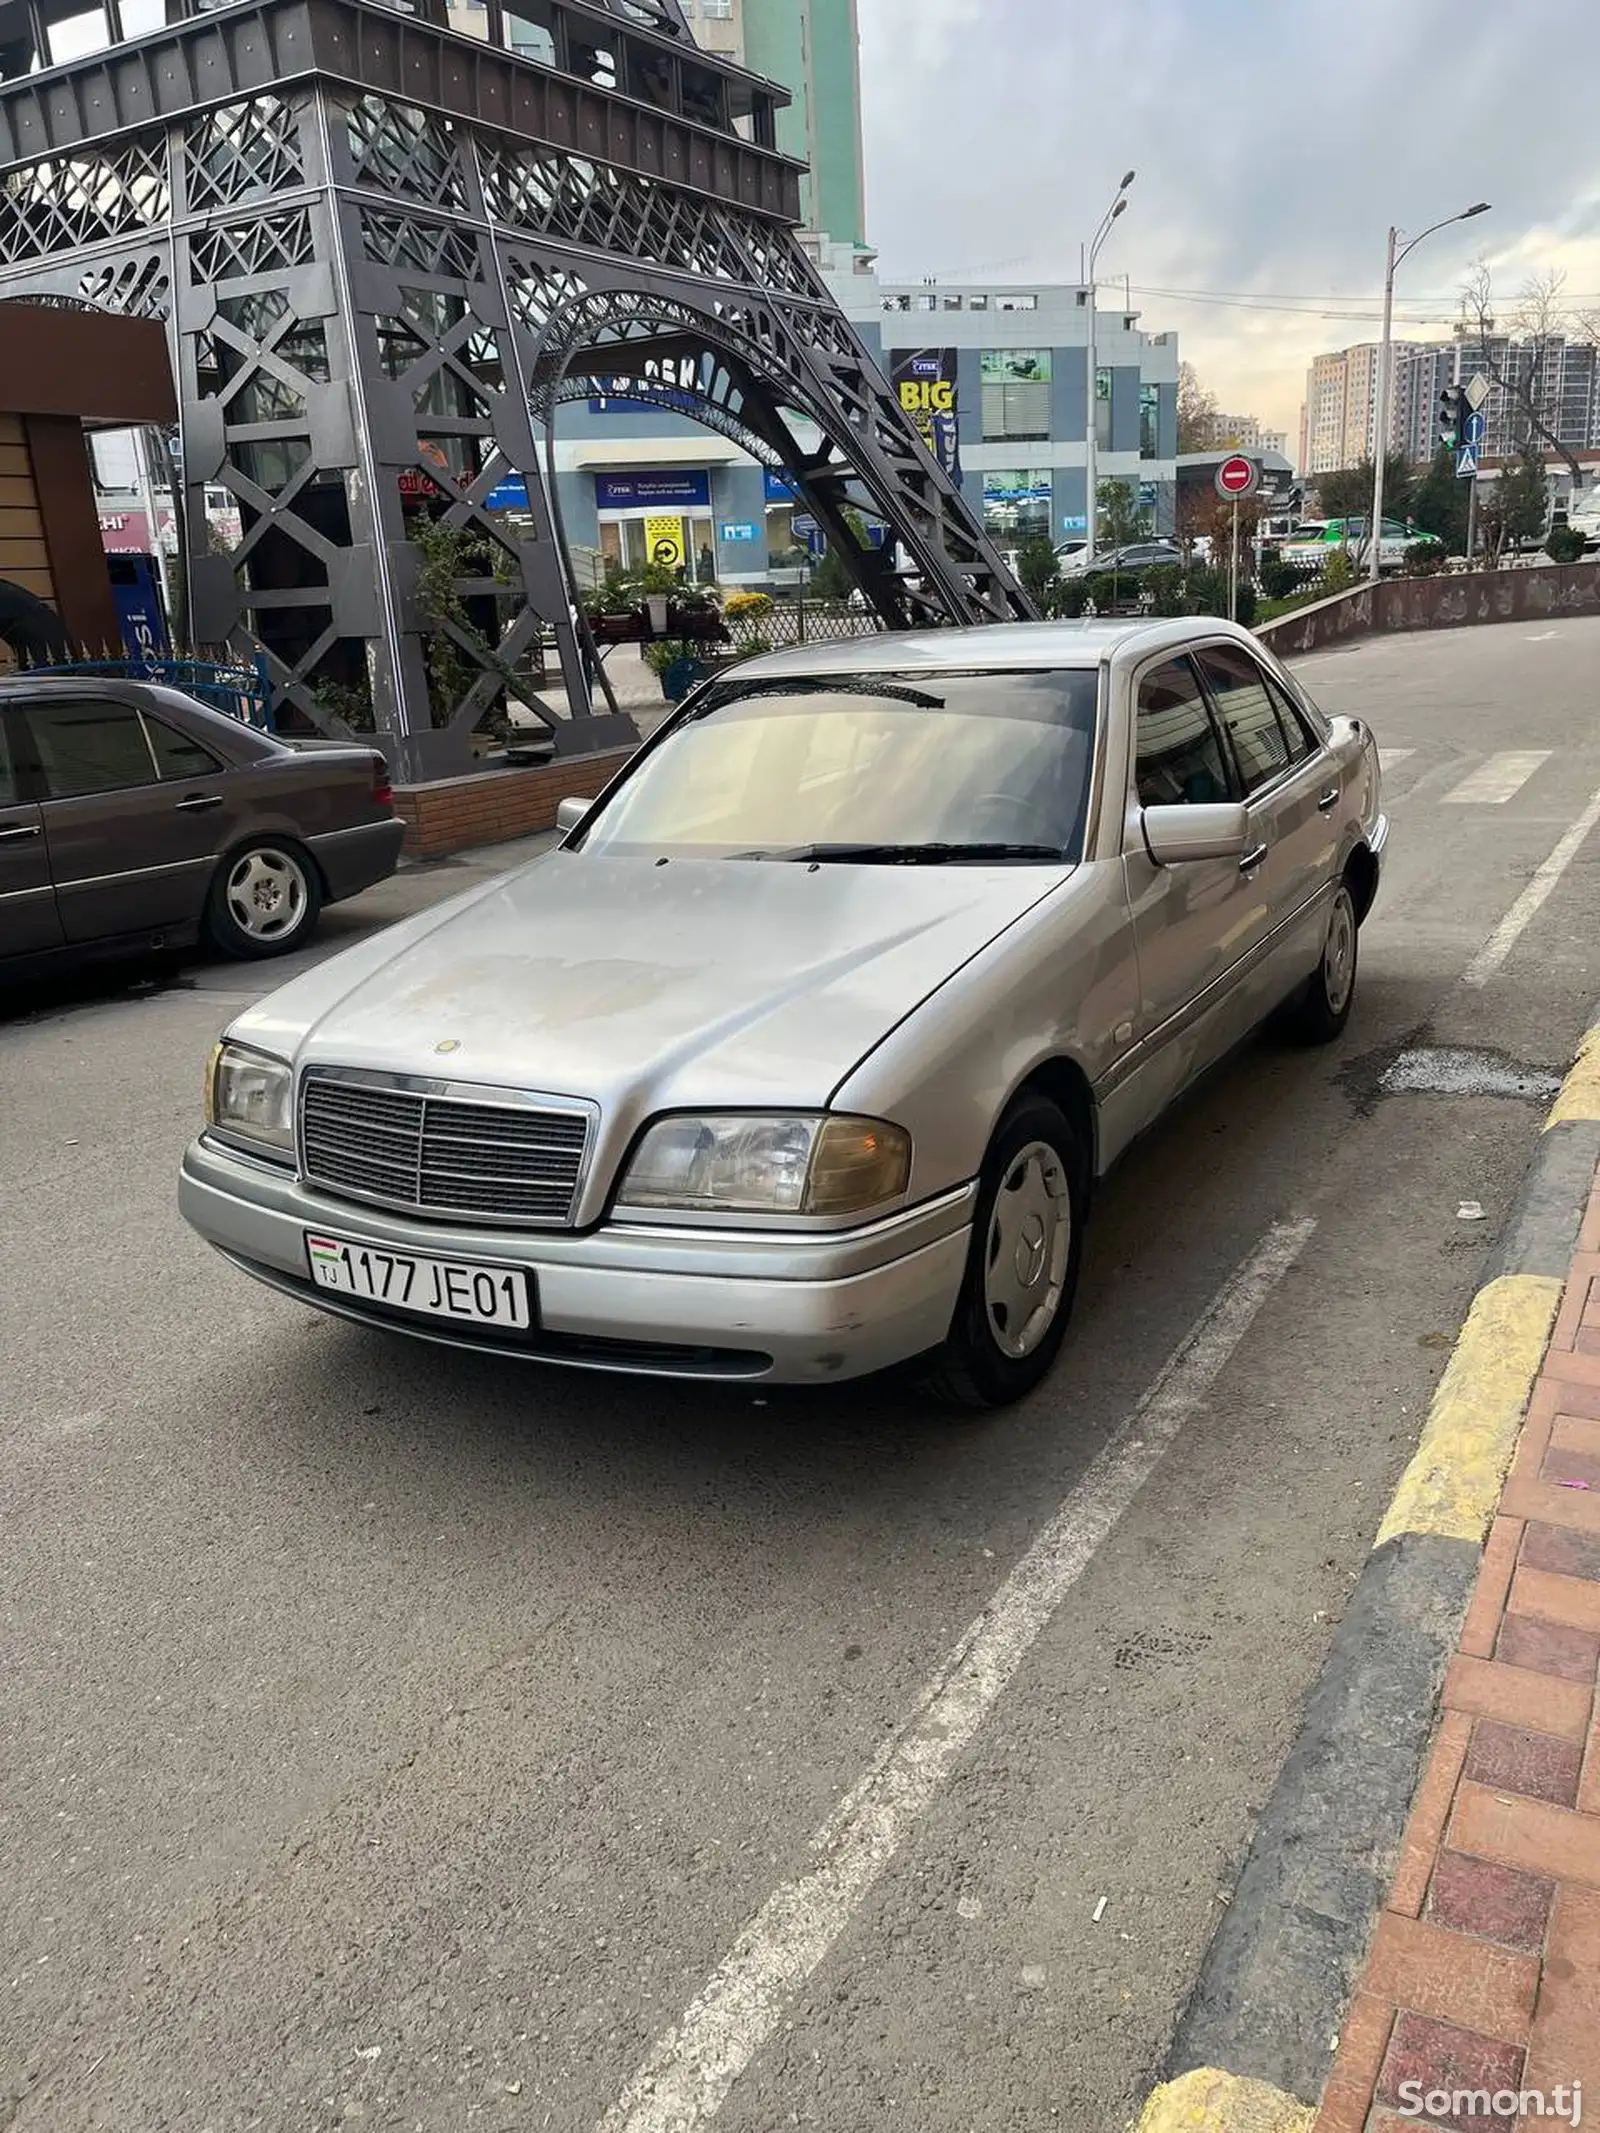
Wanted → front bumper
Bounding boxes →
[179,1137,974,1384]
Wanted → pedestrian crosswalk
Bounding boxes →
[1377,746,1566,805]
[1440,750,1553,805]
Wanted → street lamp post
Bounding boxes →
[1368,201,1491,584]
[1084,169,1135,567]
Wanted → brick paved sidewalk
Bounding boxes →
[1314,1178,1600,2132]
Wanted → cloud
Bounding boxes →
[856,0,1600,437]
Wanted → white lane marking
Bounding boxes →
[1463,776,1600,989]
[1378,748,1415,772]
[595,1217,1319,2133]
[1441,750,1552,805]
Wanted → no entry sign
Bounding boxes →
[1215,453,1260,500]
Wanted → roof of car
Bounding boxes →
[727,617,1260,681]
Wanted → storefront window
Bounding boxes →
[981,469,1052,541]
[981,350,1052,442]
[1140,381,1160,460]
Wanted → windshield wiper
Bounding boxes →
[731,842,1066,865]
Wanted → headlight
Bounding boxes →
[206,1041,294,1158]
[620,1113,911,1217]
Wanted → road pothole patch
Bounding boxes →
[1377,1045,1562,1103]
[1113,1628,1212,1671]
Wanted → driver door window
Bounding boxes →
[1125,656,1268,1100]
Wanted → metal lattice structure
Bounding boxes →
[0,0,1030,776]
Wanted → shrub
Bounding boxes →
[1141,564,1186,617]
[1321,549,1357,594]
[1546,524,1586,564]
[1082,572,1126,613]
[1183,566,1257,626]
[1258,552,1307,601]
[642,637,700,675]
[723,589,774,620]
[1048,578,1091,618]
[1403,540,1449,576]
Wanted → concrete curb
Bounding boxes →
[1133,1002,1600,2133]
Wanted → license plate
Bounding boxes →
[304,1232,533,1329]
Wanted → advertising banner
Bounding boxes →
[889,348,961,486]
[594,471,711,512]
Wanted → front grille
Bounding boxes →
[299,1073,591,1225]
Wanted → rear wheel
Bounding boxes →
[1290,878,1358,1044]
[921,1094,1086,1410]
[204,841,321,959]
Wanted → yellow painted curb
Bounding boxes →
[1373,1273,1561,1549]
[1132,2068,1314,2132]
[1545,1023,1600,1128]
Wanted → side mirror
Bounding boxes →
[1140,802,1250,865]
[554,796,592,838]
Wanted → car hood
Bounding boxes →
[232,852,1069,1116]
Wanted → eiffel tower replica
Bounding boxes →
[0,0,1031,776]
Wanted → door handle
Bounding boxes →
[0,822,41,842]
[175,793,224,812]
[1317,786,1340,813]
[1239,843,1269,873]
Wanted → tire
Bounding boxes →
[204,840,322,959]
[920,1094,1087,1411]
[0,576,70,666]
[1290,877,1358,1044]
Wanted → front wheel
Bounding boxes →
[1290,879,1358,1044]
[921,1094,1086,1410]
[204,841,321,959]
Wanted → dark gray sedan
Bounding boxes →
[0,676,404,974]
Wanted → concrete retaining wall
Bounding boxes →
[1257,559,1600,658]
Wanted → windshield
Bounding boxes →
[576,669,1100,862]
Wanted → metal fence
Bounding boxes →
[721,601,885,653]
[26,654,273,729]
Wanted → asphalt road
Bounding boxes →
[4,617,1600,2133]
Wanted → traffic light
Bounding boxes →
[1438,384,1466,450]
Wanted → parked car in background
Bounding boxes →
[1281,518,1441,576]
[181,618,1386,1409]
[0,677,403,977]
[1059,540,1184,579]
[1563,487,1600,550]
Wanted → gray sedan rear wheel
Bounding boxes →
[204,840,322,960]
[921,1093,1086,1410]
[1290,878,1358,1044]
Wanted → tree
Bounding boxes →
[1460,266,1584,489]
[1097,478,1143,547]
[1407,444,1470,554]
[1478,442,1548,560]
[810,506,869,599]
[1315,452,1414,525]
[1176,361,1218,455]
[1015,535,1060,610]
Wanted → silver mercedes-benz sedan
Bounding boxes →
[179,618,1386,1407]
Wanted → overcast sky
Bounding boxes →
[856,0,1600,439]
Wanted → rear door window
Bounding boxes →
[145,717,224,780]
